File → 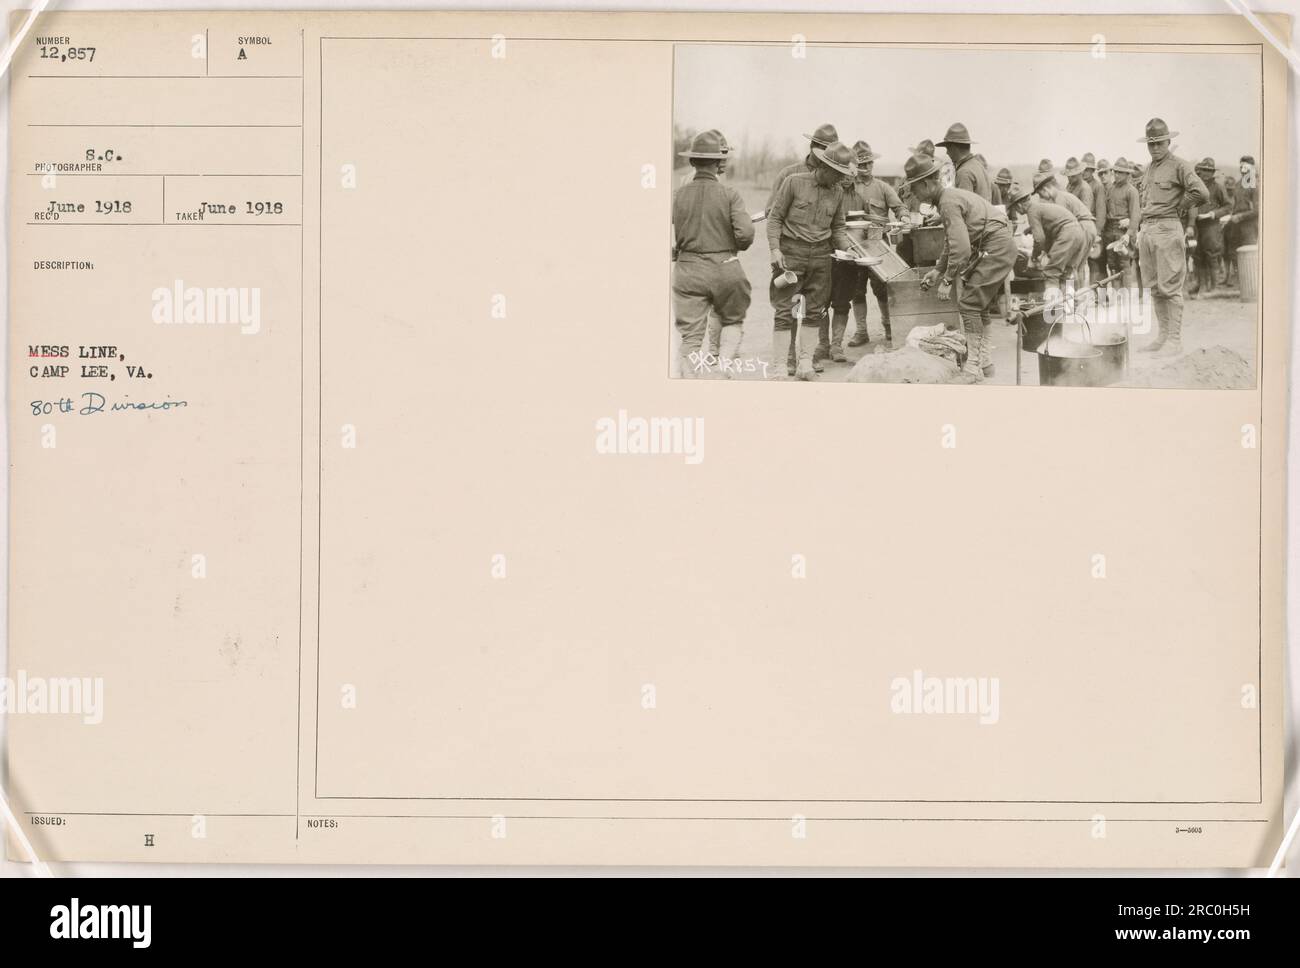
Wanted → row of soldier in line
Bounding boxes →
[671,119,1259,381]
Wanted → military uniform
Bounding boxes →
[1084,176,1107,225]
[994,169,1013,203]
[953,154,992,202]
[1135,119,1208,354]
[1027,200,1086,288]
[1096,158,1114,191]
[1067,176,1094,212]
[1082,157,1109,288]
[1102,159,1142,291]
[933,184,1016,377]
[829,145,904,351]
[766,160,810,214]
[908,146,1014,379]
[1055,189,1096,285]
[989,171,1008,207]
[764,123,838,371]
[672,132,755,378]
[1057,160,1091,285]
[1131,163,1149,290]
[767,160,814,359]
[1223,162,1257,287]
[936,123,986,195]
[768,141,855,379]
[1188,160,1231,296]
[1228,182,1258,246]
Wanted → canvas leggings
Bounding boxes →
[1138,218,1187,341]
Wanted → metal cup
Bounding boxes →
[773,269,798,289]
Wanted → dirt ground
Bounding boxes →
[678,181,1258,390]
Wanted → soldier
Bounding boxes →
[900,138,943,212]
[1034,171,1096,288]
[1062,157,1093,209]
[988,166,1014,316]
[1006,178,1083,291]
[897,138,940,265]
[1082,154,1107,214]
[1102,157,1142,291]
[1188,158,1231,297]
[820,140,867,361]
[1026,171,1091,291]
[933,124,994,327]
[765,123,838,373]
[1035,159,1062,199]
[938,123,992,201]
[907,154,1016,382]
[1097,158,1114,191]
[1221,175,1238,285]
[1004,181,1035,275]
[1223,174,1238,205]
[678,128,729,188]
[693,129,732,358]
[1081,152,1109,290]
[837,141,905,350]
[768,140,855,380]
[1060,156,1093,282]
[671,130,754,379]
[1222,155,1258,292]
[993,168,1013,207]
[1135,118,1208,355]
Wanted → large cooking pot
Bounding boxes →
[1037,316,1103,387]
[1082,327,1128,386]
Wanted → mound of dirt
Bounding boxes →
[846,346,963,384]
[1124,345,1253,389]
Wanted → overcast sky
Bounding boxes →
[674,44,1261,175]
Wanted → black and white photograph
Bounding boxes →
[671,43,1262,387]
[1,1,1295,924]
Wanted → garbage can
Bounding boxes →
[1236,244,1258,302]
